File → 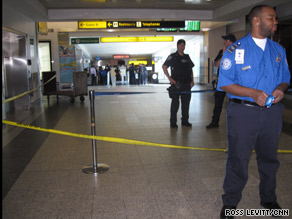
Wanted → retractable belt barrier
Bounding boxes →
[2,73,292,102]
[2,120,292,154]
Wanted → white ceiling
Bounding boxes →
[75,35,199,60]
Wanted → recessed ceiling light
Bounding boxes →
[201,28,210,31]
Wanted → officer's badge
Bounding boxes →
[222,58,232,70]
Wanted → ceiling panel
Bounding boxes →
[39,0,235,10]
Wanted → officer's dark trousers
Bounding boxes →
[170,83,191,124]
[211,91,226,125]
[130,73,135,84]
[222,102,284,206]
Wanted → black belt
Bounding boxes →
[230,98,272,108]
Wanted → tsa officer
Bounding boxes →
[162,39,195,128]
[206,34,236,129]
[217,5,291,219]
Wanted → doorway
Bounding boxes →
[38,41,52,80]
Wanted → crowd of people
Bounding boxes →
[85,63,149,86]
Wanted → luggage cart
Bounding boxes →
[42,71,88,103]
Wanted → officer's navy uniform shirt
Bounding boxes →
[163,52,194,83]
[217,33,291,102]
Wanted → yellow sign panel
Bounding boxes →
[79,21,185,29]
[129,61,147,65]
[38,22,48,35]
[78,21,107,29]
[100,36,174,43]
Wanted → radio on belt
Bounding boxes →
[265,95,275,108]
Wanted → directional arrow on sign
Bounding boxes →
[107,22,113,27]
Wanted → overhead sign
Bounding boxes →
[157,21,200,32]
[107,21,185,29]
[71,38,100,44]
[78,21,185,29]
[113,55,130,59]
[78,21,107,29]
[180,21,200,32]
[101,36,174,43]
[38,22,48,35]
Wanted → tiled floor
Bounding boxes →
[2,84,292,219]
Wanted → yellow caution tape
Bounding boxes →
[2,120,292,153]
[2,75,56,104]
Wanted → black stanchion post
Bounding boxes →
[208,57,210,84]
[82,90,109,174]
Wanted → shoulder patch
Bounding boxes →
[167,55,172,61]
[228,44,238,53]
[222,58,232,70]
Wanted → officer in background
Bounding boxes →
[206,34,236,129]
[217,5,291,219]
[162,39,195,128]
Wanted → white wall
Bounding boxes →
[227,16,246,34]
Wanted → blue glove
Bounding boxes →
[265,95,275,108]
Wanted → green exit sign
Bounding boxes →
[71,38,99,44]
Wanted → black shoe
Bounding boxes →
[206,123,219,129]
[220,205,236,219]
[261,201,281,209]
[261,201,282,217]
[170,123,178,128]
[182,122,192,127]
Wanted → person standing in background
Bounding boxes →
[110,66,117,87]
[129,63,136,85]
[90,65,97,86]
[162,39,195,128]
[99,66,106,85]
[141,64,148,85]
[206,34,236,129]
[105,64,111,85]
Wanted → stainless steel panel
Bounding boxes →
[2,30,29,110]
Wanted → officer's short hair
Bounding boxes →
[177,39,185,46]
[248,5,270,24]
